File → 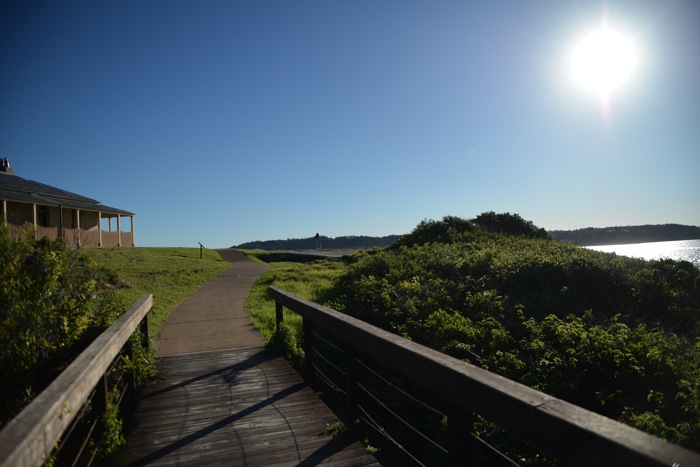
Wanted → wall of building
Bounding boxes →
[3,201,133,248]
[80,210,100,230]
[6,201,33,226]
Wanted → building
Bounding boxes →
[0,159,135,247]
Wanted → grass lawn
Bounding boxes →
[241,252,346,359]
[85,247,346,355]
[84,247,230,342]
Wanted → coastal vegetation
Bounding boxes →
[246,213,700,458]
[0,226,229,458]
[328,214,700,453]
[3,213,699,461]
[0,227,124,428]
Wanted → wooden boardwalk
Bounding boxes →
[125,348,380,466]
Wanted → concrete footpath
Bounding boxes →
[156,249,269,356]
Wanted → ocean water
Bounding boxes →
[587,239,700,267]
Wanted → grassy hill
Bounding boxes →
[83,247,230,342]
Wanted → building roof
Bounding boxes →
[0,173,134,216]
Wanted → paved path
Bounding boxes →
[157,250,268,355]
[124,250,379,466]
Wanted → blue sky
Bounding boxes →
[2,1,698,248]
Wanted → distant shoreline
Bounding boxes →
[549,224,700,246]
[234,223,700,251]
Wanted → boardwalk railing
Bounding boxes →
[268,286,700,466]
[0,294,153,467]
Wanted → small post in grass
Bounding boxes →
[198,242,204,259]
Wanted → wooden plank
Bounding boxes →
[0,294,153,467]
[127,398,338,438]
[127,415,342,451]
[132,436,375,467]
[129,403,336,433]
[125,349,379,466]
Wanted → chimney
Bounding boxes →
[0,158,14,175]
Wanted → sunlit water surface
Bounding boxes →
[587,239,700,267]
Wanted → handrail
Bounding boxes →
[0,294,153,467]
[268,286,700,466]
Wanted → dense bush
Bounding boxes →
[473,211,551,239]
[328,214,700,452]
[392,215,475,248]
[394,212,550,250]
[0,225,124,426]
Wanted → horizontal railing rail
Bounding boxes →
[268,285,700,466]
[0,294,153,467]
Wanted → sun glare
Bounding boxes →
[571,26,637,101]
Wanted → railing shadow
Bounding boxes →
[296,432,361,466]
[139,350,275,400]
[128,375,307,466]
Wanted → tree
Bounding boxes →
[473,211,551,239]
[393,215,475,247]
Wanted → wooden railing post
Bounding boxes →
[344,345,359,422]
[140,314,149,351]
[275,301,283,331]
[124,340,137,404]
[92,373,110,458]
[447,403,476,466]
[303,317,315,387]
[94,374,109,420]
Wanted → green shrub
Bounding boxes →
[393,212,550,249]
[0,225,124,426]
[268,323,305,369]
[393,215,476,248]
[473,211,551,239]
[328,215,700,451]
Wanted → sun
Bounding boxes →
[571,26,637,100]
